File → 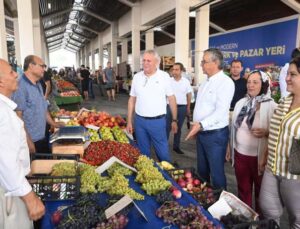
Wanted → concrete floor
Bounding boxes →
[79,86,288,228]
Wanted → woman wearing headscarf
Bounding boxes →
[227,70,277,211]
[259,57,300,228]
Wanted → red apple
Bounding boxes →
[193,179,201,186]
[51,210,62,225]
[172,189,182,199]
[169,186,177,192]
[186,183,194,191]
[186,177,194,184]
[178,179,186,188]
[184,170,192,179]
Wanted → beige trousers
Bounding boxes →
[0,188,33,229]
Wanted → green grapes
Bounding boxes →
[111,126,129,143]
[107,162,133,176]
[99,127,114,141]
[141,180,172,195]
[134,155,171,195]
[51,162,77,176]
[88,128,101,142]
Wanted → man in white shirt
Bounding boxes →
[166,63,192,154]
[186,48,235,189]
[0,59,45,228]
[127,50,178,162]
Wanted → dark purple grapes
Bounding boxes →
[156,201,220,229]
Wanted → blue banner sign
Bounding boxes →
[192,18,299,70]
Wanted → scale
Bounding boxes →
[50,126,86,143]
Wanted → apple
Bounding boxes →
[184,170,192,179]
[178,179,186,188]
[186,177,194,184]
[172,189,182,199]
[193,179,201,186]
[169,186,177,192]
[51,210,62,225]
[186,183,194,191]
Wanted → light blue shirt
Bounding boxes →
[12,74,48,142]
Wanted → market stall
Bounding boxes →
[53,79,83,110]
[26,109,275,229]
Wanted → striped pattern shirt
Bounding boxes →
[267,95,300,179]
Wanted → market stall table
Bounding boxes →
[55,96,83,111]
[41,167,222,229]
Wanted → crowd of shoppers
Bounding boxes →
[1,43,300,228]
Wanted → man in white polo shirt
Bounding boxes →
[127,50,178,162]
[186,48,234,189]
[166,62,192,154]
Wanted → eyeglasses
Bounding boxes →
[201,60,213,65]
[32,63,47,68]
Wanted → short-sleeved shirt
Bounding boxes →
[12,74,48,142]
[170,77,192,105]
[130,69,174,117]
[104,68,114,83]
[267,95,300,179]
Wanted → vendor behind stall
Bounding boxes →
[12,55,62,154]
[0,58,45,228]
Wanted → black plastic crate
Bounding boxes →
[232,219,280,229]
[27,154,80,201]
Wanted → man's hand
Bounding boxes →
[171,122,178,134]
[21,191,45,221]
[28,139,36,154]
[185,122,201,140]
[53,122,65,128]
[126,121,133,134]
[251,128,268,138]
[226,144,231,162]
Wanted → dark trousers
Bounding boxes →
[134,114,170,162]
[166,105,186,149]
[34,138,50,154]
[196,126,229,189]
[234,150,262,212]
[88,79,95,98]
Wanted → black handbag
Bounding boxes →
[288,138,300,175]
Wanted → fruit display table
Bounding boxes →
[55,95,83,106]
[41,168,222,229]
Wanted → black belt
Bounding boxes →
[200,126,228,135]
[177,104,187,107]
[137,114,165,120]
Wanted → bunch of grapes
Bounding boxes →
[134,155,154,170]
[107,162,133,176]
[107,173,144,200]
[99,126,115,141]
[51,162,77,176]
[56,194,106,229]
[156,201,219,229]
[134,155,171,195]
[88,128,101,142]
[79,164,112,193]
[93,214,129,229]
[156,190,174,204]
[111,126,129,143]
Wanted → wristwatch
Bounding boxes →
[172,119,178,123]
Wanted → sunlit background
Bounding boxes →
[49,49,76,69]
